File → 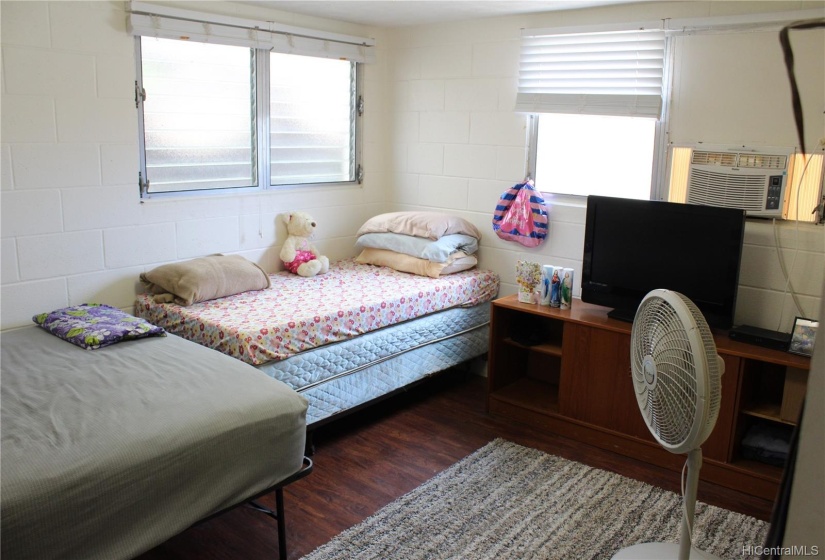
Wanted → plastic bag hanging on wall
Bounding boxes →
[492,180,549,247]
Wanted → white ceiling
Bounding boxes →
[234,1,649,28]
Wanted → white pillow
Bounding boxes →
[355,233,478,263]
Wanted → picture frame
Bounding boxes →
[788,317,818,357]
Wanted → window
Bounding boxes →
[139,38,255,193]
[532,113,657,200]
[129,3,373,197]
[518,26,669,199]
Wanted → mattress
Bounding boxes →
[1,327,308,560]
[261,303,491,425]
[135,259,500,366]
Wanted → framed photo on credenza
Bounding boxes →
[788,317,818,357]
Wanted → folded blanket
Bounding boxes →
[140,255,270,306]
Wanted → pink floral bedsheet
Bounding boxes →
[134,259,500,366]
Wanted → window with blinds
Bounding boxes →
[521,26,669,199]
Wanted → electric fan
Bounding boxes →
[612,289,725,560]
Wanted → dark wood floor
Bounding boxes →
[137,369,775,560]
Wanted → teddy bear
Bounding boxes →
[279,211,330,277]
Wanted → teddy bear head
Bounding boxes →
[283,211,317,238]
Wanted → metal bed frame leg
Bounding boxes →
[229,457,313,560]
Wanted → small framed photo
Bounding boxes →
[788,317,818,357]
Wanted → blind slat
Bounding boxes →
[517,28,665,118]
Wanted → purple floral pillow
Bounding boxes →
[33,303,166,350]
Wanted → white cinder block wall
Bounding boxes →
[384,0,825,332]
[0,0,389,329]
[1,0,823,333]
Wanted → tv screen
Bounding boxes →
[581,196,746,329]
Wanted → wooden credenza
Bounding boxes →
[486,294,811,502]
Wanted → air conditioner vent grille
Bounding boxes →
[687,169,768,211]
[691,150,788,169]
[737,154,787,169]
[692,151,737,167]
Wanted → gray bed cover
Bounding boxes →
[1,327,308,560]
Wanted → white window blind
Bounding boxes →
[516,27,666,118]
[128,0,376,63]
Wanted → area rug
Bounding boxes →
[301,439,770,560]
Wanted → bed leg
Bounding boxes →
[304,430,316,456]
[275,487,287,560]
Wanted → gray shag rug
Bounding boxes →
[302,439,769,560]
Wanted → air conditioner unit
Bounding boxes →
[686,146,793,218]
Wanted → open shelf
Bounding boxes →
[489,377,559,415]
[502,337,563,357]
[740,403,796,426]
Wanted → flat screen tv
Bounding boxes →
[581,195,746,329]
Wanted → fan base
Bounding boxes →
[612,543,721,559]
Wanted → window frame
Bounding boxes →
[134,37,363,199]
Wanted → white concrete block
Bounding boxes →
[2,238,19,284]
[386,172,419,205]
[239,212,278,250]
[472,40,520,78]
[18,231,104,280]
[420,112,469,144]
[56,97,136,143]
[0,95,56,143]
[0,1,51,48]
[13,143,100,189]
[67,266,146,310]
[1,190,63,237]
[445,79,500,112]
[1,145,13,190]
[496,146,528,181]
[63,186,141,231]
[418,175,468,210]
[96,54,137,99]
[420,45,473,79]
[176,216,240,258]
[49,1,133,57]
[444,144,496,179]
[1,278,69,330]
[467,178,513,213]
[740,244,825,299]
[405,80,445,111]
[408,143,444,175]
[470,112,527,146]
[2,46,96,96]
[389,48,422,81]
[545,221,586,261]
[101,144,139,186]
[392,112,420,144]
[103,223,177,269]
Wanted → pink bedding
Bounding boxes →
[135,259,499,366]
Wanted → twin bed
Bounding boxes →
[1,325,309,560]
[135,258,500,427]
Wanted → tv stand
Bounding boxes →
[606,307,636,323]
[487,294,811,505]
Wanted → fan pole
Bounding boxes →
[679,448,703,560]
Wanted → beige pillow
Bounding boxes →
[357,212,481,241]
[140,254,271,306]
[355,248,478,278]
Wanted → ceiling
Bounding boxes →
[234,1,649,28]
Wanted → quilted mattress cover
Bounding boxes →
[135,259,499,366]
[259,303,490,424]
